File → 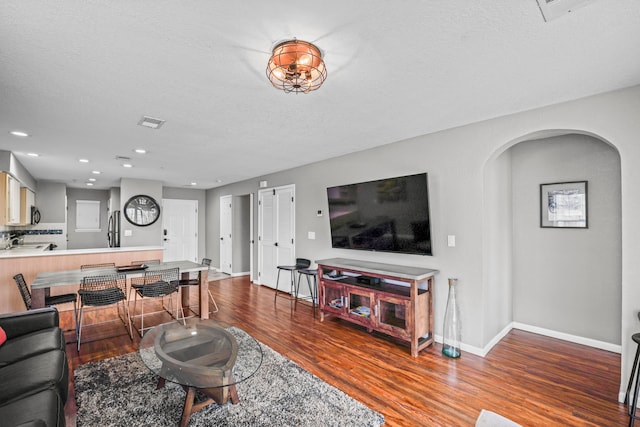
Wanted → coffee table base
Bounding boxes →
[156,378,239,427]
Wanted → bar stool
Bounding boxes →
[274,258,310,307]
[296,268,318,316]
[625,332,640,426]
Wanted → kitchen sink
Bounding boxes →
[7,244,46,250]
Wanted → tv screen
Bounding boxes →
[326,173,432,256]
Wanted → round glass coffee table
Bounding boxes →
[139,318,263,427]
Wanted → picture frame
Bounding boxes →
[540,181,588,228]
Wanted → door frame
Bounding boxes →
[219,195,233,274]
[161,198,198,262]
[257,184,295,286]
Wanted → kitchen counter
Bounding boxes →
[0,245,163,258]
[0,245,164,314]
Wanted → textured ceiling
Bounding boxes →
[1,0,639,189]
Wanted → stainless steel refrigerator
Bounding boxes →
[107,210,120,247]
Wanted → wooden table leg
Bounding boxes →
[179,384,239,427]
[179,387,197,427]
[31,287,49,309]
[156,377,166,390]
[199,269,209,319]
[180,272,190,314]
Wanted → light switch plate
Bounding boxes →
[447,235,456,247]
[124,229,132,237]
[308,231,316,240]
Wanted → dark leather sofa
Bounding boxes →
[0,308,68,427]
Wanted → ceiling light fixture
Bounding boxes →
[266,39,327,93]
[79,159,89,163]
[91,170,101,175]
[122,163,133,168]
[138,116,165,129]
[86,182,94,186]
[9,130,29,137]
[134,148,147,154]
[88,178,96,182]
[27,153,39,157]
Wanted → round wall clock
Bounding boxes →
[124,195,160,227]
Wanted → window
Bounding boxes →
[76,200,101,232]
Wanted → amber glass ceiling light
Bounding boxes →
[266,39,327,93]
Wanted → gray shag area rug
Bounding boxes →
[74,327,385,426]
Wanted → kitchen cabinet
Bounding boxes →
[0,172,22,225]
[20,187,35,225]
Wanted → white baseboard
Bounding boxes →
[435,322,620,359]
[512,322,621,354]
[230,271,250,277]
[433,334,486,357]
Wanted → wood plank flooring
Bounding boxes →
[62,276,629,426]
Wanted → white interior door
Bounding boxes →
[219,195,233,274]
[250,192,255,282]
[258,185,295,289]
[162,199,198,262]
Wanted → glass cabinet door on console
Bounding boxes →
[375,295,411,340]
[346,287,374,330]
[321,282,345,315]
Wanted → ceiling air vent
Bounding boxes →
[137,116,165,129]
[536,0,596,21]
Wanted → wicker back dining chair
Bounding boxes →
[176,258,219,317]
[13,273,79,334]
[77,273,132,351]
[131,267,184,336]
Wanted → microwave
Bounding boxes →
[31,206,41,225]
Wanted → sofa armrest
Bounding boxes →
[0,308,59,339]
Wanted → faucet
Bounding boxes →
[9,237,20,248]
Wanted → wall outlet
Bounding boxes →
[124,229,132,237]
[308,231,316,240]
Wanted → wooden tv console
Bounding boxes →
[316,258,437,357]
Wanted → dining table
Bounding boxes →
[30,260,211,319]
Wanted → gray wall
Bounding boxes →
[205,85,638,385]
[66,188,110,249]
[162,186,207,261]
[511,134,621,344]
[0,151,36,190]
[35,181,66,223]
[232,194,251,273]
[482,149,513,344]
[120,178,163,247]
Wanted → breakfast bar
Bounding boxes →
[0,246,164,314]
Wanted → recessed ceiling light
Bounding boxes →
[190,182,197,186]
[88,178,96,182]
[137,116,165,129]
[122,163,133,168]
[91,170,101,175]
[79,159,89,163]
[9,130,29,137]
[27,153,39,157]
[86,182,94,186]
[134,148,147,154]
[215,179,223,183]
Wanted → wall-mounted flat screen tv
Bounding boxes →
[326,173,432,256]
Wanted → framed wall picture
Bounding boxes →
[540,181,588,228]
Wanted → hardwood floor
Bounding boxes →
[62,276,629,426]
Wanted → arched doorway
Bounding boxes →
[483,130,622,385]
